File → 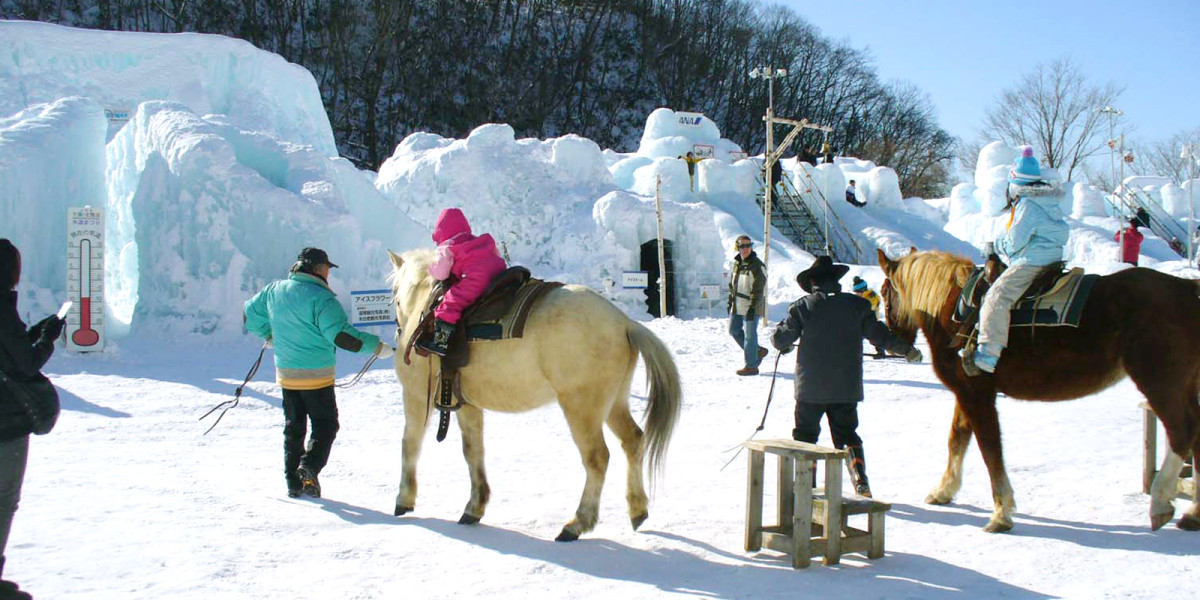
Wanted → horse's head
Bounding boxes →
[387,248,437,331]
[877,247,971,344]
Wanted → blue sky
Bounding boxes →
[774,0,1199,146]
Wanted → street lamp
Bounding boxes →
[1098,105,1124,210]
[749,66,787,325]
[1182,143,1198,266]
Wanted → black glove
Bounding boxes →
[28,315,55,338]
[40,316,65,341]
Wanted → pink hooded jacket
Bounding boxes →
[428,208,507,323]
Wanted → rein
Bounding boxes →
[199,341,267,435]
[720,351,786,471]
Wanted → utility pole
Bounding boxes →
[1098,106,1124,210]
[750,65,787,325]
[654,175,668,318]
[1183,144,1197,267]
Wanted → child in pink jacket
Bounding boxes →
[419,208,507,355]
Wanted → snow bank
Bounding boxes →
[104,101,426,335]
[636,108,742,160]
[0,97,107,315]
[0,21,335,154]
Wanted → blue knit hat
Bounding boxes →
[852,276,868,292]
[1008,146,1042,184]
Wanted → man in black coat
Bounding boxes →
[0,239,63,600]
[770,256,921,497]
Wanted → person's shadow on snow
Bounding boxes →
[389,516,1046,599]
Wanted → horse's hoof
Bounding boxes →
[394,505,413,517]
[1150,506,1176,531]
[1176,513,1200,531]
[983,519,1013,533]
[925,492,951,505]
[458,513,481,525]
[555,528,580,542]
[631,513,648,531]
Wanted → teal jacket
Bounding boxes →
[244,272,380,390]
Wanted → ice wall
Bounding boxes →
[105,101,427,335]
[0,97,107,316]
[0,21,336,155]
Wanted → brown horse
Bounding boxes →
[877,248,1200,532]
[386,249,682,541]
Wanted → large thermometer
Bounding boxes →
[67,207,105,351]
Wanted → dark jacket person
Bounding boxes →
[770,256,920,497]
[0,239,63,600]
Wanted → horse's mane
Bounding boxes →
[387,248,436,317]
[890,250,974,330]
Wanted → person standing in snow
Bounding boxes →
[0,239,64,600]
[845,180,866,207]
[851,276,887,359]
[415,208,508,357]
[243,247,394,499]
[973,147,1069,374]
[1115,217,1144,266]
[771,256,921,497]
[680,151,703,191]
[726,235,768,376]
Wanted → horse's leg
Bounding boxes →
[555,394,611,542]
[395,386,431,516]
[1127,360,1200,530]
[455,404,490,525]
[956,392,1015,533]
[926,403,974,505]
[606,396,648,530]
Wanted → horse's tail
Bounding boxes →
[626,321,682,486]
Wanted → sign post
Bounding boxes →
[699,284,722,316]
[66,206,105,352]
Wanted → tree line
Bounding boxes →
[2,0,956,197]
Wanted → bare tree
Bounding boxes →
[980,57,1124,181]
[1135,127,1200,183]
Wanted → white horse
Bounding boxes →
[386,249,682,541]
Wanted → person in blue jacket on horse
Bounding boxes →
[244,247,395,499]
[974,147,1069,374]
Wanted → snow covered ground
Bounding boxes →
[3,22,1199,600]
[10,318,1196,600]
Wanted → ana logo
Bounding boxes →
[678,116,702,125]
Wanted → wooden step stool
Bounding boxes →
[743,439,890,569]
[1139,402,1196,498]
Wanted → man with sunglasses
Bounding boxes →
[726,235,768,375]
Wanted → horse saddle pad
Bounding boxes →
[954,266,1098,331]
[458,267,564,343]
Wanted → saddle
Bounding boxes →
[951,256,1099,351]
[402,266,564,441]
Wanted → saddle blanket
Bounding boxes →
[955,266,1098,328]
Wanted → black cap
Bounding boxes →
[297,247,338,268]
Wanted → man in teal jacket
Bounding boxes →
[244,247,394,498]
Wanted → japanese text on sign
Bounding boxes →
[351,289,395,327]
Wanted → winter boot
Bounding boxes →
[286,472,303,498]
[296,465,321,499]
[416,318,455,357]
[847,445,871,497]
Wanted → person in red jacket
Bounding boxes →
[1114,218,1144,266]
[416,208,508,356]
